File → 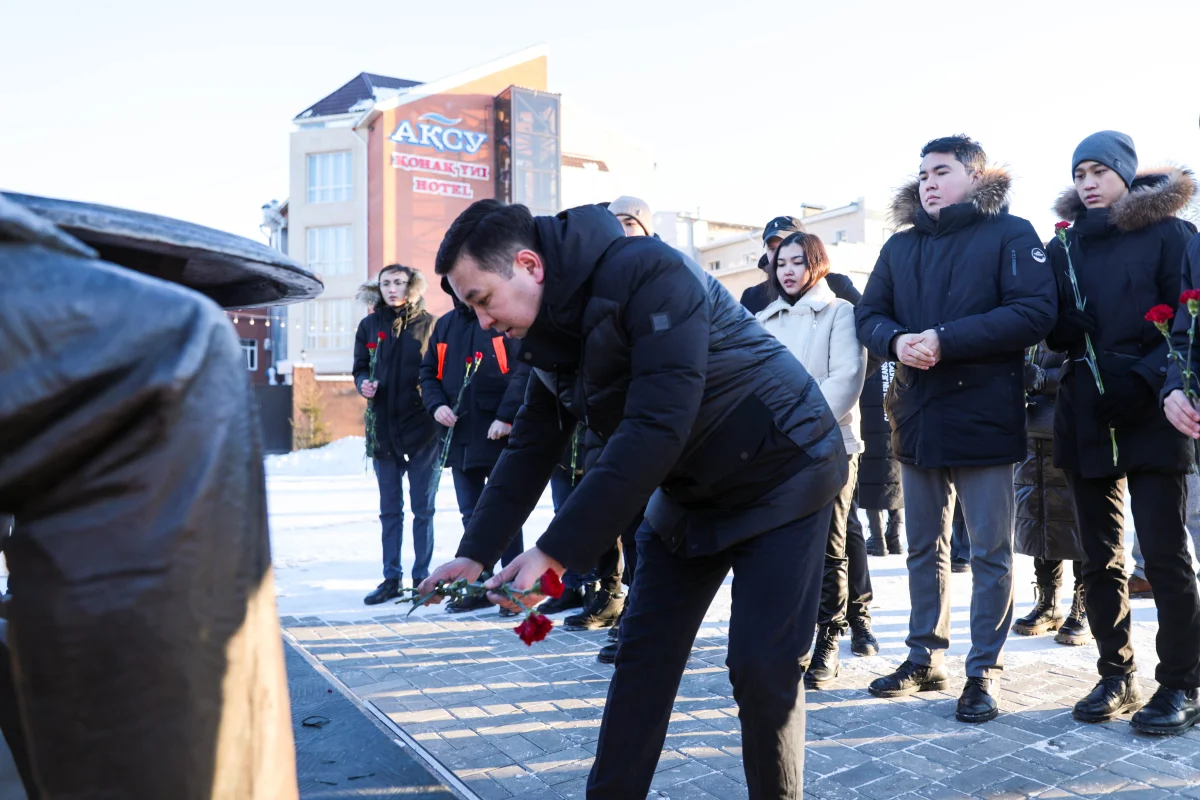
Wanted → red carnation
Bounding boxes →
[474,351,483,362]
[536,569,565,599]
[1181,289,1200,305]
[1145,305,1175,326]
[366,342,377,351]
[514,612,553,646]
[466,356,474,365]
[377,331,387,340]
[1054,221,1070,230]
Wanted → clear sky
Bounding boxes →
[3,0,1197,245]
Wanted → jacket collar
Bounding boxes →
[1053,166,1197,233]
[889,166,1013,236]
[758,278,836,318]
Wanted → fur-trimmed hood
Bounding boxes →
[889,166,1013,229]
[1053,166,1197,232]
[356,280,383,307]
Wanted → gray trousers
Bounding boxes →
[901,463,1016,679]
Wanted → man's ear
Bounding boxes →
[515,249,545,284]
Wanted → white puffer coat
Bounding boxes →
[758,278,868,454]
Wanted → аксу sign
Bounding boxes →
[390,112,490,200]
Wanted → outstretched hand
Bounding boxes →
[484,547,564,614]
[417,557,484,605]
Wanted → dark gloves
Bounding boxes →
[1050,307,1097,346]
[1023,363,1046,394]
[1095,370,1154,426]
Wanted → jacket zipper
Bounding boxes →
[797,311,820,369]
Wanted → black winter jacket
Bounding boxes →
[1015,347,1083,562]
[455,205,848,573]
[855,168,1058,468]
[419,299,530,473]
[740,280,772,315]
[1047,167,1198,479]
[858,362,903,510]
[352,289,437,460]
[1165,231,1200,402]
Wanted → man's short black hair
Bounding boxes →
[920,135,987,174]
[435,199,536,278]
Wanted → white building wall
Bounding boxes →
[284,123,371,376]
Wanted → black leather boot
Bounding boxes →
[849,617,879,657]
[865,510,887,556]
[1073,675,1143,723]
[597,640,618,664]
[564,588,624,631]
[885,510,905,555]
[1012,582,1064,636]
[805,626,841,688]
[1055,583,1092,646]
[956,677,998,723]
[363,579,401,605]
[868,660,950,698]
[1130,687,1200,735]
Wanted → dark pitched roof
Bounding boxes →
[295,72,422,121]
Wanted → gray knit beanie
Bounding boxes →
[1072,130,1138,188]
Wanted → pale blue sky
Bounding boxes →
[3,0,1197,244]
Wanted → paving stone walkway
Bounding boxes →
[282,604,1200,800]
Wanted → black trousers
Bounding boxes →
[1033,557,1082,588]
[587,504,831,799]
[1066,470,1200,689]
[819,455,873,630]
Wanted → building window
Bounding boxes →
[239,338,258,371]
[708,260,721,271]
[833,229,848,244]
[307,151,352,203]
[306,226,353,276]
[304,299,356,351]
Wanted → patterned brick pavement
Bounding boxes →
[282,600,1200,800]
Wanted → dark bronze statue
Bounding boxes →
[0,192,321,798]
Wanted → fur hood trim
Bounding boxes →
[1053,165,1197,232]
[356,281,382,307]
[889,166,1013,229]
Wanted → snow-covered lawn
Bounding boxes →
[267,437,1167,677]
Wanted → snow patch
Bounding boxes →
[265,437,372,477]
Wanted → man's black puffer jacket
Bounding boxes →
[455,205,848,573]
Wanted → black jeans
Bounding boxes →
[587,504,832,799]
[1033,557,1082,589]
[451,467,522,569]
[1066,470,1200,689]
[819,455,873,630]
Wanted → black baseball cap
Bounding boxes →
[762,216,804,243]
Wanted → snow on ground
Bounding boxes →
[266,439,1171,678]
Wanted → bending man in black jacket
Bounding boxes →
[420,276,530,615]
[420,200,847,799]
[855,135,1057,723]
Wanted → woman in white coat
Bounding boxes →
[757,231,870,687]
